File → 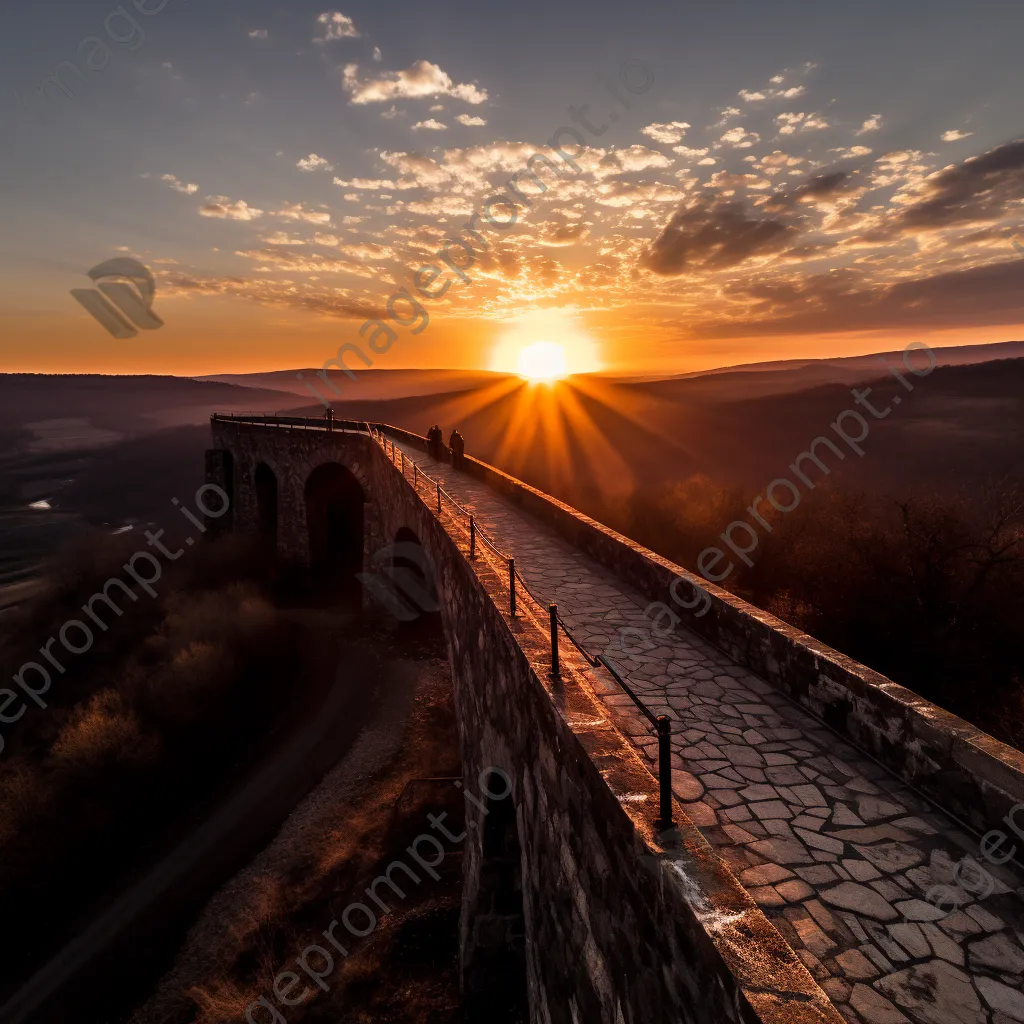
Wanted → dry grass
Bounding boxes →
[0,536,303,998]
[138,655,463,1024]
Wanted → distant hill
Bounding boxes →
[4,340,1024,526]
[311,356,1024,503]
[610,340,1024,400]
[196,368,514,403]
[0,374,299,439]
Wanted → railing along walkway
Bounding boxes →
[374,427,1024,1024]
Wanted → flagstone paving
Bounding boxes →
[391,439,1024,1024]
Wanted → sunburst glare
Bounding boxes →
[517,341,567,381]
[489,309,602,380]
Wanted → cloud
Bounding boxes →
[894,139,1024,231]
[641,121,691,145]
[594,180,684,208]
[297,153,333,172]
[942,129,974,142]
[248,29,268,40]
[314,12,359,43]
[333,176,399,190]
[156,173,198,194]
[693,259,1024,338]
[672,145,710,160]
[456,114,487,126]
[342,59,487,105]
[200,196,264,221]
[263,231,306,245]
[830,145,873,159]
[738,85,805,102]
[761,170,851,212]
[713,106,743,126]
[535,218,591,247]
[164,271,386,322]
[775,112,830,135]
[856,114,882,135]
[372,46,382,61]
[641,198,798,274]
[377,150,451,189]
[718,126,760,148]
[412,118,447,131]
[274,202,333,225]
[754,151,806,174]
[601,145,672,174]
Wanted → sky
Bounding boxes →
[2,0,1024,377]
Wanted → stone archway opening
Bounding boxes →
[305,461,365,601]
[465,770,529,1024]
[254,462,278,555]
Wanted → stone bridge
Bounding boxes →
[206,414,1024,1024]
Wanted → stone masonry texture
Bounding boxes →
[207,417,1024,1024]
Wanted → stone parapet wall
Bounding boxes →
[374,424,1024,851]
[360,437,843,1024]
[207,420,843,1024]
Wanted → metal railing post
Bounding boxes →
[400,451,405,474]
[414,463,418,487]
[549,604,559,677]
[657,716,673,826]
[436,481,442,512]
[509,558,516,616]
[469,515,476,558]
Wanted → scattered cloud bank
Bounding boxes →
[146,173,198,194]
[200,197,264,221]
[342,59,488,105]
[297,153,334,172]
[314,11,359,43]
[152,46,1024,346]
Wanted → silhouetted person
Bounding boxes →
[427,424,442,460]
[324,407,335,432]
[449,428,465,469]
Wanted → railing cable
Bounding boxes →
[367,422,674,826]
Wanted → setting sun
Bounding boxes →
[517,341,567,381]
[489,309,602,380]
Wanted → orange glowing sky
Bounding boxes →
[4,2,1024,377]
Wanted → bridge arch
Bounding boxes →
[465,768,529,1023]
[253,461,278,554]
[305,461,365,599]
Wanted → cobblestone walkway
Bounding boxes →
[393,441,1024,1024]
